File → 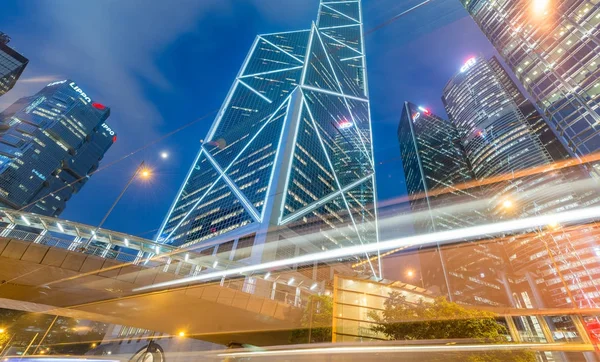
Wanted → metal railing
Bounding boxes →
[0,225,308,309]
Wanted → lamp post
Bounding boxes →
[84,161,150,248]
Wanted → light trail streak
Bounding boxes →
[379,151,600,208]
[216,343,589,358]
[133,204,600,292]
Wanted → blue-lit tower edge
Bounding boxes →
[156,0,382,279]
[399,102,455,301]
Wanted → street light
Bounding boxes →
[140,168,152,179]
[532,0,550,15]
[84,161,150,248]
[502,199,514,209]
[407,270,414,278]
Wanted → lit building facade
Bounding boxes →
[398,101,507,306]
[0,80,115,216]
[462,0,600,165]
[0,32,28,98]
[443,56,600,308]
[158,1,380,277]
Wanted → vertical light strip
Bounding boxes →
[263,95,295,221]
[300,25,317,86]
[358,0,380,277]
[278,92,305,224]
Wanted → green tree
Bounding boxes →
[290,295,333,344]
[369,292,535,362]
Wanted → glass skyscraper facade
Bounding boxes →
[158,0,379,276]
[442,56,600,308]
[398,101,507,306]
[462,0,600,166]
[0,80,115,216]
[0,32,28,98]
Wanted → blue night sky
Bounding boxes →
[0,0,495,239]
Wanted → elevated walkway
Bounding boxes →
[0,209,307,345]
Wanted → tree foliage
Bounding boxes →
[369,292,508,341]
[290,295,333,344]
[369,292,535,362]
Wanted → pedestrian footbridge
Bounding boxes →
[0,209,312,345]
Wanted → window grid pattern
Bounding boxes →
[159,0,379,273]
[0,80,113,216]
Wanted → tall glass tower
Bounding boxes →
[461,0,600,167]
[0,80,114,216]
[158,1,379,276]
[398,101,507,306]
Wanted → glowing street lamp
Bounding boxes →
[407,270,415,278]
[140,168,152,179]
[84,161,150,248]
[532,0,550,15]
[502,199,514,209]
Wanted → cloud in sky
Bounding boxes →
[15,0,317,149]
[34,0,231,145]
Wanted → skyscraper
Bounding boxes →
[0,80,115,216]
[461,0,600,165]
[158,0,380,277]
[0,32,28,98]
[398,101,507,306]
[442,56,600,308]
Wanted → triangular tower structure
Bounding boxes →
[158,0,381,278]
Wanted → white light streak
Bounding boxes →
[56,223,64,232]
[264,272,271,279]
[134,205,600,292]
[21,216,30,226]
[217,343,555,358]
[288,277,295,286]
[124,238,129,247]
[310,283,318,290]
[213,260,219,268]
